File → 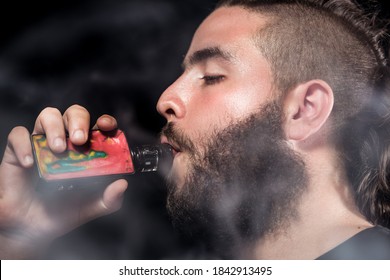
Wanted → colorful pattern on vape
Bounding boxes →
[32,130,134,181]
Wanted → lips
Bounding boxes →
[160,135,181,157]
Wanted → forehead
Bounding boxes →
[187,6,269,57]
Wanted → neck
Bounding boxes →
[252,146,373,259]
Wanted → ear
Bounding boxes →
[284,80,334,141]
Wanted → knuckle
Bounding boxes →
[39,107,61,118]
[8,126,28,141]
[64,105,90,125]
[10,126,27,135]
[66,104,87,114]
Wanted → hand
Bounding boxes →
[0,105,128,259]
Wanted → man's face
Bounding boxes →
[157,7,307,257]
[157,7,275,188]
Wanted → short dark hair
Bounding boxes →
[217,0,387,117]
[216,0,390,227]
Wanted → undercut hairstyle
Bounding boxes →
[216,0,390,227]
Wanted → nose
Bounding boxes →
[156,77,187,122]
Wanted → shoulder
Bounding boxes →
[317,226,390,260]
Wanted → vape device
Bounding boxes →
[31,129,172,189]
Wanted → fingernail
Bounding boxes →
[53,137,65,149]
[24,155,34,166]
[102,116,115,125]
[73,129,85,141]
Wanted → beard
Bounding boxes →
[160,101,307,259]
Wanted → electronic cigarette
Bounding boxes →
[31,129,173,190]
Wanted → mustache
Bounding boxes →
[160,122,196,154]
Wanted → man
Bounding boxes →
[0,0,390,259]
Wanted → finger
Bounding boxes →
[101,179,128,212]
[33,107,66,153]
[4,126,34,168]
[63,104,91,145]
[93,114,118,131]
[79,179,128,223]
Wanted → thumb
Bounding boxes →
[80,179,128,222]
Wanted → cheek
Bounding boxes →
[224,92,262,117]
[184,91,262,147]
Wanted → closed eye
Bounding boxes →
[201,75,225,85]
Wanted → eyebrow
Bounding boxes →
[181,46,234,70]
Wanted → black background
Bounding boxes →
[0,0,389,259]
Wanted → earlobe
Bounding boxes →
[284,80,334,141]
